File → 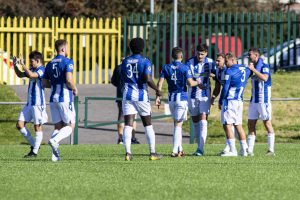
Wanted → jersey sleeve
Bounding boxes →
[36,67,45,78]
[185,58,193,68]
[159,65,166,78]
[185,66,193,79]
[66,59,74,73]
[219,70,231,106]
[143,58,152,75]
[261,64,270,75]
[210,60,217,75]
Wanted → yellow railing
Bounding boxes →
[0,16,121,85]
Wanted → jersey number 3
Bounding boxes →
[240,69,246,82]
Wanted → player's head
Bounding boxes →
[129,37,144,54]
[29,51,43,68]
[55,39,69,57]
[225,52,237,68]
[248,48,260,63]
[196,44,208,62]
[216,53,225,68]
[171,47,183,61]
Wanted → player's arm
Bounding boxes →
[65,61,78,96]
[66,72,78,96]
[211,80,221,105]
[248,62,268,81]
[187,78,199,87]
[218,74,231,109]
[156,77,164,108]
[19,56,40,79]
[210,61,217,78]
[111,65,120,87]
[13,57,26,78]
[185,68,206,89]
[145,74,162,97]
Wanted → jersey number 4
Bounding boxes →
[171,70,177,84]
[126,63,138,78]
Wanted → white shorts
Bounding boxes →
[169,101,188,121]
[50,102,76,124]
[122,100,151,116]
[188,98,211,116]
[221,100,243,125]
[248,102,272,121]
[18,105,48,125]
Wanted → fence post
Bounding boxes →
[189,117,194,144]
[74,96,79,145]
[84,97,88,128]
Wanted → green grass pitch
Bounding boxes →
[0,143,299,200]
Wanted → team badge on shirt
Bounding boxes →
[262,68,269,73]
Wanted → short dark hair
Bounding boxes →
[216,53,225,58]
[171,47,183,60]
[248,47,261,55]
[129,37,144,54]
[55,39,67,52]
[29,50,43,63]
[225,52,236,60]
[196,44,208,52]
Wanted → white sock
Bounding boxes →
[228,138,237,153]
[239,139,248,155]
[52,126,72,143]
[268,133,275,152]
[51,129,59,138]
[19,127,35,147]
[145,125,156,153]
[199,120,208,152]
[173,126,182,153]
[194,121,201,148]
[123,126,133,154]
[224,139,230,152]
[33,131,43,154]
[248,134,256,153]
[178,135,183,152]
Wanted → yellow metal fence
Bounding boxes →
[0,16,121,85]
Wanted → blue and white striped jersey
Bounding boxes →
[219,64,251,104]
[121,54,152,101]
[215,66,227,86]
[160,61,193,102]
[44,55,74,103]
[250,58,272,103]
[186,56,216,100]
[27,66,46,106]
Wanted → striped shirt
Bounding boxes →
[250,58,272,103]
[186,56,216,100]
[160,61,193,102]
[219,64,251,104]
[27,66,46,106]
[44,55,74,103]
[121,54,152,101]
